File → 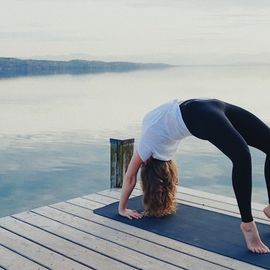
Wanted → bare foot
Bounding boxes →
[263,204,270,219]
[240,221,270,253]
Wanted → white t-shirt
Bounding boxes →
[136,99,192,162]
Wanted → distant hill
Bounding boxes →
[0,58,173,78]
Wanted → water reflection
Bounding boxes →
[0,136,110,217]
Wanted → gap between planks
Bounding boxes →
[0,243,48,270]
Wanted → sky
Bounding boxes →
[1,0,270,64]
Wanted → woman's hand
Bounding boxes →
[118,208,144,219]
[118,151,144,220]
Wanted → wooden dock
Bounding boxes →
[0,184,268,270]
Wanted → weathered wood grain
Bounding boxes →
[0,216,133,270]
[0,228,89,270]
[0,244,47,270]
[11,211,182,270]
[0,186,267,270]
[52,192,263,270]
[30,205,228,270]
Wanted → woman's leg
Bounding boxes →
[180,99,270,253]
[224,103,270,204]
[181,99,253,222]
[223,102,270,253]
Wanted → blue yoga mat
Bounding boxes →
[94,195,270,269]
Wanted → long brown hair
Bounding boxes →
[140,157,178,217]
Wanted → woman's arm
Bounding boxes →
[118,151,144,219]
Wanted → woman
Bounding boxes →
[118,98,270,253]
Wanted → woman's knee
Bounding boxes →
[231,145,251,166]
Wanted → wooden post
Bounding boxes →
[110,138,135,188]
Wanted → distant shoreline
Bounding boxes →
[0,57,173,79]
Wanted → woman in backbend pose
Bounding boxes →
[118,98,270,253]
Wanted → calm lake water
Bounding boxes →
[0,66,269,217]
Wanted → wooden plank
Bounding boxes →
[51,196,262,270]
[82,193,118,204]
[175,186,266,216]
[31,205,228,270]
[136,182,266,211]
[178,186,266,211]
[108,187,269,225]
[12,211,182,270]
[0,244,47,270]
[67,197,105,210]
[68,197,105,209]
[98,189,136,198]
[132,187,243,217]
[175,192,268,222]
[131,188,263,226]
[0,216,133,270]
[0,228,89,270]
[135,181,265,208]
[93,188,268,224]
[117,186,269,223]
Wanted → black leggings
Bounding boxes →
[180,98,270,222]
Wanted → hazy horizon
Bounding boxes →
[1,0,270,65]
